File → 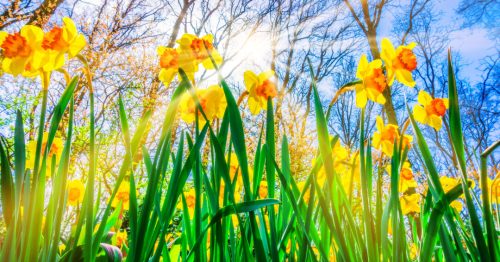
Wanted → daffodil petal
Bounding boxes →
[396,69,415,88]
[417,90,432,106]
[355,89,368,108]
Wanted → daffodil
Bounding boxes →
[112,182,131,211]
[59,243,66,254]
[0,25,44,76]
[314,141,360,194]
[218,180,241,206]
[67,180,85,206]
[177,188,196,217]
[440,176,460,192]
[400,193,421,215]
[157,46,197,86]
[177,34,222,69]
[439,176,464,212]
[258,180,268,199]
[372,116,403,157]
[487,177,500,203]
[26,132,64,178]
[179,85,227,125]
[409,243,419,260]
[244,70,277,114]
[339,155,362,194]
[41,17,86,71]
[113,230,128,248]
[399,162,417,193]
[413,90,449,131]
[354,54,387,108]
[227,153,240,181]
[381,38,417,87]
[231,214,240,228]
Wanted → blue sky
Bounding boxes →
[378,0,497,83]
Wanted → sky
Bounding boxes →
[378,0,497,83]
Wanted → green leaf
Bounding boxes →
[447,50,489,261]
[0,137,14,226]
[186,199,280,260]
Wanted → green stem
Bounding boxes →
[84,89,96,261]
[24,72,50,261]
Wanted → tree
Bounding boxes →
[0,0,64,29]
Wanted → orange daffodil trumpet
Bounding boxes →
[413,90,449,130]
[0,17,85,78]
[354,55,387,108]
[381,38,418,88]
[372,116,413,157]
[244,70,278,114]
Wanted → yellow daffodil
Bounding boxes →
[339,155,362,194]
[177,34,222,69]
[400,193,421,215]
[332,140,350,170]
[399,162,417,193]
[67,180,85,206]
[26,132,64,178]
[381,38,417,87]
[112,182,131,211]
[179,85,227,125]
[314,139,348,178]
[354,54,387,108]
[0,25,44,76]
[41,17,86,71]
[113,230,128,248]
[231,214,240,227]
[178,188,196,217]
[244,70,277,114]
[314,141,360,194]
[488,178,500,203]
[402,134,414,151]
[157,46,197,86]
[227,153,240,181]
[258,180,268,199]
[218,180,241,206]
[413,90,449,131]
[440,176,460,192]
[409,243,419,260]
[59,243,66,254]
[372,116,413,157]
[440,176,465,212]
[372,116,401,157]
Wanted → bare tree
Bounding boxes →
[0,0,64,29]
